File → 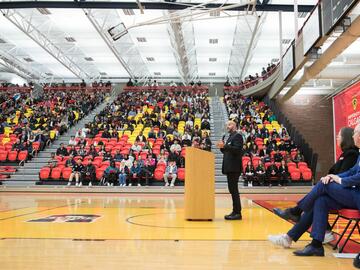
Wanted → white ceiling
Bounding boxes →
[0,0,358,87]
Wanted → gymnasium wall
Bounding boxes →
[276,94,334,180]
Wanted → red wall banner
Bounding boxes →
[333,81,360,159]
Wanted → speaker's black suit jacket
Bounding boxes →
[221,131,244,174]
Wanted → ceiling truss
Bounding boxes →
[0,8,100,80]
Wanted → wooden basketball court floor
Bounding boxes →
[0,192,355,270]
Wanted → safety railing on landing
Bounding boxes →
[43,86,112,92]
[123,85,209,93]
[0,86,31,93]
[223,63,280,92]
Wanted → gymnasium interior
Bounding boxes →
[0,0,360,269]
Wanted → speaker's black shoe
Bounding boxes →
[224,213,242,220]
[293,244,324,257]
[273,208,300,223]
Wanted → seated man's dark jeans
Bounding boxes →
[296,181,358,242]
[287,210,331,242]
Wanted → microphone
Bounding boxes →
[222,134,226,141]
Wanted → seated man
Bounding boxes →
[270,123,360,256]
[164,161,178,187]
[266,163,278,186]
[12,139,24,151]
[104,161,119,186]
[47,153,58,169]
[82,159,96,187]
[130,160,142,187]
[68,158,84,187]
[56,143,68,157]
[68,136,77,146]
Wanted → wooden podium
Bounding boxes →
[184,147,215,221]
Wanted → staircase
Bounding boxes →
[209,96,229,183]
[4,96,114,186]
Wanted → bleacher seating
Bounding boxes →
[37,86,212,186]
[223,90,312,186]
[0,82,107,184]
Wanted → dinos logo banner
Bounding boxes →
[27,214,101,223]
[333,81,360,160]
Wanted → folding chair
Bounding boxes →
[332,209,360,253]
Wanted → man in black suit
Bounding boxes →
[217,120,244,220]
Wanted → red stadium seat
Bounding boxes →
[264,162,272,170]
[290,169,301,181]
[302,169,312,181]
[287,162,296,171]
[50,167,62,180]
[62,167,73,180]
[157,163,166,171]
[32,142,41,152]
[120,149,130,156]
[140,152,148,160]
[177,168,185,181]
[74,156,83,161]
[147,138,155,145]
[252,156,261,166]
[96,168,105,180]
[154,168,165,181]
[94,156,103,163]
[17,150,28,161]
[4,143,12,152]
[0,150,8,162]
[101,161,110,167]
[39,167,51,180]
[92,160,101,168]
[7,151,18,162]
[298,161,307,168]
[109,138,118,144]
[242,156,251,165]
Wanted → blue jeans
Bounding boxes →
[297,182,358,242]
[288,210,314,242]
[119,173,127,185]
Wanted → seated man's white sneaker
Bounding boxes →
[268,234,292,248]
[323,231,335,244]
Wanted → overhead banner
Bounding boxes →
[333,81,360,159]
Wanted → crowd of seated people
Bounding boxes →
[39,88,212,187]
[223,91,312,186]
[43,80,112,92]
[224,61,279,90]
[0,82,107,165]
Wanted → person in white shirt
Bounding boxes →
[182,131,192,142]
[68,136,77,146]
[164,161,178,187]
[131,141,142,152]
[170,140,181,154]
[185,119,193,128]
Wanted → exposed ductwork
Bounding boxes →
[280,14,360,102]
